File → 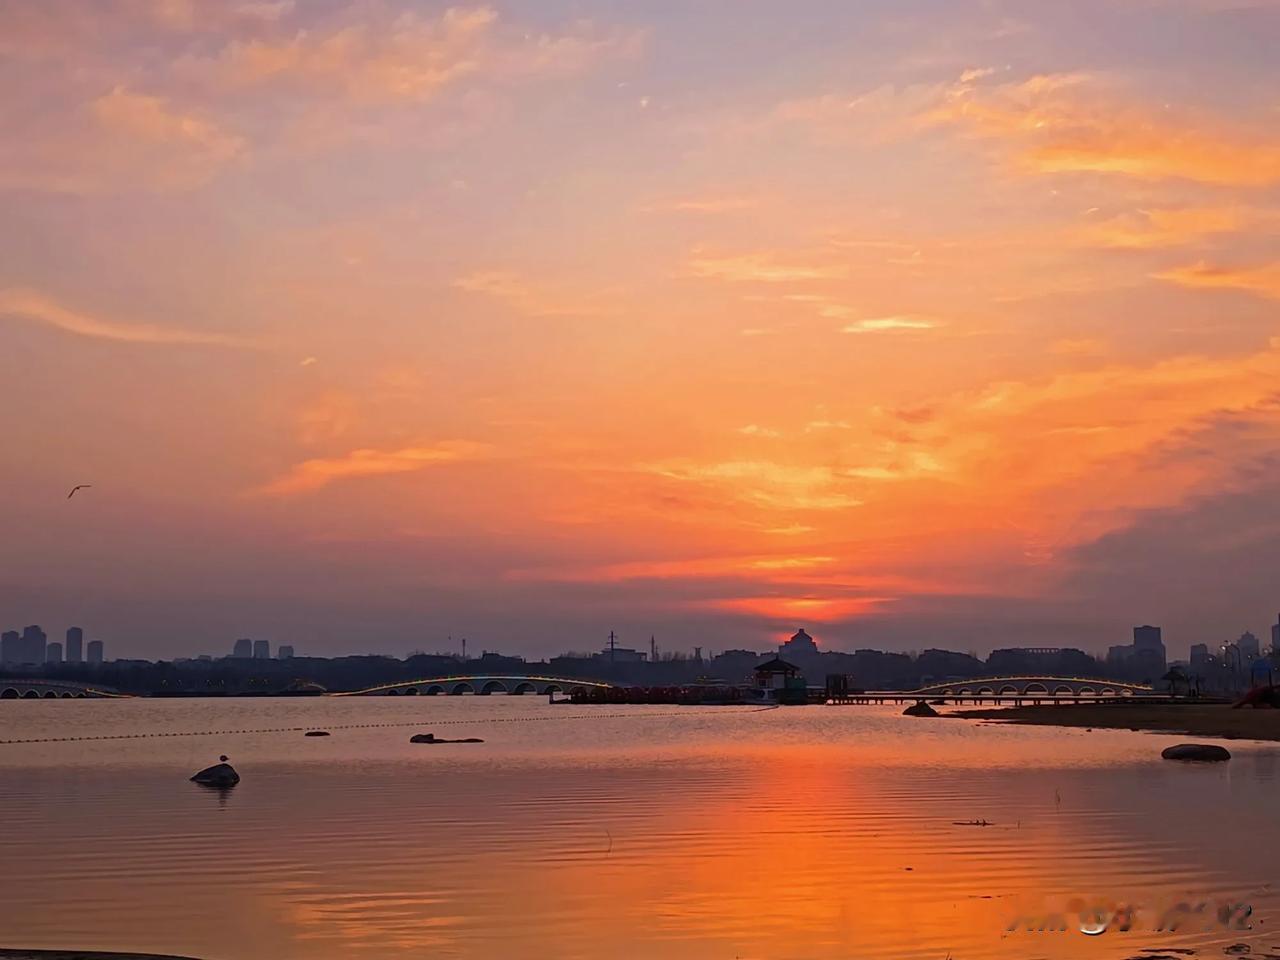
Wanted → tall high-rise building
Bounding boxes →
[1273,614,1280,655]
[1238,631,1261,659]
[45,642,63,664]
[0,631,18,664]
[1133,625,1162,650]
[253,639,270,659]
[19,625,47,665]
[277,645,295,659]
[232,638,253,659]
[86,640,104,665]
[1131,624,1166,677]
[65,627,83,663]
[1189,643,1210,667]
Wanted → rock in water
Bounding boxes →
[903,701,940,718]
[304,730,331,737]
[190,762,241,786]
[1161,743,1231,762]
[410,733,437,743]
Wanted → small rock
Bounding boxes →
[1161,743,1231,762]
[191,756,240,786]
[304,730,330,737]
[903,701,939,717]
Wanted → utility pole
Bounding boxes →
[609,630,616,663]
[462,637,467,661]
[650,635,656,663]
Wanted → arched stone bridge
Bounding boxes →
[0,678,128,700]
[337,675,617,697]
[907,676,1155,698]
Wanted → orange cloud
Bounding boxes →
[840,315,940,334]
[929,72,1280,186]
[1155,261,1280,300]
[646,460,865,511]
[0,86,244,193]
[188,6,640,101]
[0,288,257,348]
[1074,207,1249,248]
[454,271,618,317]
[686,252,850,283]
[255,441,490,496]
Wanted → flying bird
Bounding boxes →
[67,484,92,499]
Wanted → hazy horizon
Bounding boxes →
[4,0,1280,662]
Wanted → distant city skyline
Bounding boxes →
[3,615,1279,665]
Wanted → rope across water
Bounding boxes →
[0,706,778,746]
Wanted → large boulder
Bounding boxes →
[903,701,940,718]
[1161,743,1231,762]
[190,762,240,786]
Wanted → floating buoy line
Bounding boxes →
[0,705,777,746]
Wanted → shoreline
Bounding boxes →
[952,702,1280,742]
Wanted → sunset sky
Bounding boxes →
[3,0,1279,660]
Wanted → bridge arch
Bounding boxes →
[544,684,563,695]
[1054,685,1073,696]
[511,682,537,695]
[479,680,507,696]
[403,687,419,696]
[977,687,994,696]
[425,685,444,696]
[1024,683,1048,696]
[959,688,973,696]
[1100,687,1116,697]
[60,691,74,698]
[999,685,1018,696]
[1,688,17,699]
[449,682,474,696]
[1078,686,1096,696]
[22,690,39,699]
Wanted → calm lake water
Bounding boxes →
[1,697,1278,960]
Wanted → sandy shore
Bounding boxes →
[952,702,1280,741]
[0,952,202,959]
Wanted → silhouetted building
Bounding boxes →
[66,626,83,663]
[232,638,252,659]
[1129,624,1166,678]
[1189,643,1210,668]
[277,645,295,659]
[916,649,984,684]
[253,639,270,659]
[752,657,807,703]
[780,628,818,658]
[86,639,104,665]
[592,645,645,663]
[1272,615,1280,656]
[710,649,762,683]
[1237,631,1261,660]
[13,626,48,665]
[45,642,63,664]
[987,647,1059,674]
[0,630,19,664]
